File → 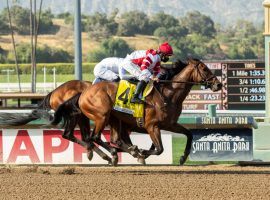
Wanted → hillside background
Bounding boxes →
[0,0,265,90]
[0,0,264,27]
[0,0,265,66]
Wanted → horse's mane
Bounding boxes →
[186,57,201,63]
[165,59,187,80]
[160,57,201,80]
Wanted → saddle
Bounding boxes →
[113,80,153,118]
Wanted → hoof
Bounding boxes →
[138,148,147,155]
[108,160,112,166]
[130,150,139,157]
[87,150,93,161]
[137,156,146,165]
[179,156,186,165]
[112,156,118,167]
[128,145,139,151]
[128,145,139,157]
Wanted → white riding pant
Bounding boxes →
[93,57,122,81]
[94,64,119,81]
[119,60,152,82]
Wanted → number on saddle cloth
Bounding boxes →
[113,80,153,118]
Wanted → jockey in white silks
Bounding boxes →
[119,42,174,104]
[93,57,125,84]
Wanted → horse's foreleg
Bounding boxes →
[165,123,193,165]
[140,143,155,159]
[139,125,164,163]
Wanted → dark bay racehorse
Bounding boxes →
[52,58,223,165]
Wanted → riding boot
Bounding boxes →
[130,80,147,104]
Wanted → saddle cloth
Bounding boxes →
[113,80,153,118]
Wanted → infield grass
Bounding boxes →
[0,73,95,83]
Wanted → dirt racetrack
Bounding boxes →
[0,164,270,200]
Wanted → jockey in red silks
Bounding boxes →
[119,42,173,104]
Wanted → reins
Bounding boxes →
[158,79,210,86]
[152,61,217,107]
[158,61,215,87]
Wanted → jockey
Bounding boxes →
[93,57,124,84]
[119,42,173,104]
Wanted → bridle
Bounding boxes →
[193,62,216,88]
[158,61,216,87]
[152,61,217,108]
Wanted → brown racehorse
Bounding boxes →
[52,58,223,165]
[51,64,186,165]
[0,80,113,163]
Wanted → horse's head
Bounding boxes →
[187,58,222,92]
[172,58,222,92]
[161,59,187,80]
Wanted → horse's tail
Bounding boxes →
[51,93,81,128]
[0,109,53,126]
[0,92,53,126]
[37,91,53,110]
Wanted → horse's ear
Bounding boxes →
[176,59,187,67]
[186,57,200,64]
[173,59,187,71]
[186,56,193,64]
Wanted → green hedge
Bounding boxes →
[0,63,96,74]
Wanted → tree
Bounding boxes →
[87,50,107,62]
[12,43,32,63]
[0,46,7,63]
[36,45,73,62]
[85,12,117,40]
[234,20,257,38]
[101,38,132,57]
[180,11,216,38]
[38,9,54,33]
[87,38,133,62]
[2,5,30,34]
[0,15,9,34]
[57,12,71,19]
[9,43,73,63]
[238,40,257,59]
[154,27,168,38]
[117,11,150,36]
[2,5,54,34]
[150,11,179,31]
[227,44,242,59]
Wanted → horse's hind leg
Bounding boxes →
[62,116,88,147]
[110,118,142,159]
[78,114,112,164]
[92,126,118,166]
[61,114,94,157]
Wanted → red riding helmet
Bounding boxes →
[158,42,173,56]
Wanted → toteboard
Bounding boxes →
[173,60,266,110]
